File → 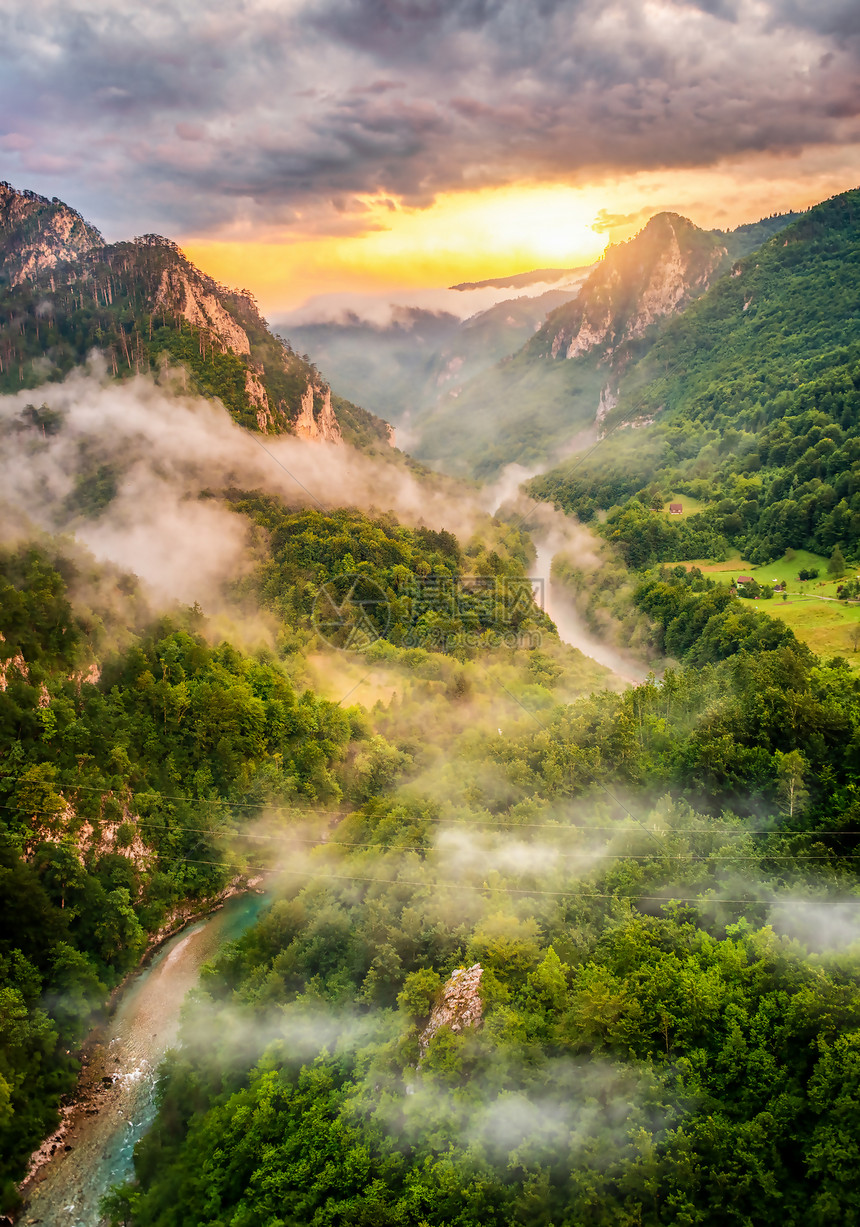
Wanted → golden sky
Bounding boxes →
[182,149,860,316]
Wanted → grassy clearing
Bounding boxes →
[677,548,860,663]
[661,494,707,518]
[682,550,851,589]
[755,595,860,666]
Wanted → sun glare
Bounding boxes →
[352,185,610,270]
[181,151,857,314]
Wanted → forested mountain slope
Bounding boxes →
[108,567,860,1227]
[411,213,797,478]
[0,494,575,1207]
[0,184,391,451]
[531,188,860,566]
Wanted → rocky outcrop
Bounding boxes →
[530,213,729,366]
[595,384,619,435]
[0,631,30,690]
[418,963,483,1059]
[70,661,101,689]
[560,302,614,359]
[153,265,251,355]
[244,366,274,432]
[0,182,103,286]
[293,383,343,443]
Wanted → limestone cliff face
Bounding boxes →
[293,383,343,443]
[244,366,274,432]
[530,213,728,366]
[153,264,252,355]
[418,963,483,1060]
[0,182,401,449]
[0,182,103,286]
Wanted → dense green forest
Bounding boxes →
[106,568,860,1224]
[0,495,557,1210]
[530,190,860,567]
[0,543,357,1205]
[226,495,548,653]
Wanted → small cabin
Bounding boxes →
[669,503,683,515]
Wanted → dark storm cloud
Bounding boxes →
[0,0,857,237]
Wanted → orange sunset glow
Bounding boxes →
[181,151,859,315]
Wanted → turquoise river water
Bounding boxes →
[20,890,270,1226]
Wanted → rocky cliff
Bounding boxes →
[0,184,396,450]
[418,963,483,1059]
[0,182,103,288]
[529,213,728,367]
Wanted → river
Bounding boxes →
[18,522,639,1227]
[531,538,649,686]
[19,891,270,1227]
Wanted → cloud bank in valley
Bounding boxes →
[0,0,858,243]
[0,362,573,607]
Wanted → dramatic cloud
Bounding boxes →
[0,0,858,240]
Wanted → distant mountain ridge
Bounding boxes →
[0,184,392,451]
[281,277,593,429]
[410,209,805,477]
[450,266,591,291]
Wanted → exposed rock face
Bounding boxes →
[244,366,273,432]
[154,265,251,355]
[0,183,401,449]
[294,383,343,443]
[0,182,102,286]
[70,661,101,689]
[418,963,483,1059]
[0,631,30,690]
[563,304,614,359]
[595,384,619,435]
[530,213,728,366]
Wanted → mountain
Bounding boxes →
[408,211,803,478]
[0,184,392,451]
[450,265,589,291]
[0,182,103,287]
[409,214,732,477]
[529,188,860,565]
[525,213,727,366]
[278,271,590,430]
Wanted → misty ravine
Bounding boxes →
[19,891,270,1227]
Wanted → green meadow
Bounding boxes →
[680,549,860,664]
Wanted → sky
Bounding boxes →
[1,0,859,313]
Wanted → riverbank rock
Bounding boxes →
[418,963,483,1060]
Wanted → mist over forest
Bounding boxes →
[3,6,860,1225]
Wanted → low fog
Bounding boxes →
[0,361,617,674]
[276,274,586,331]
